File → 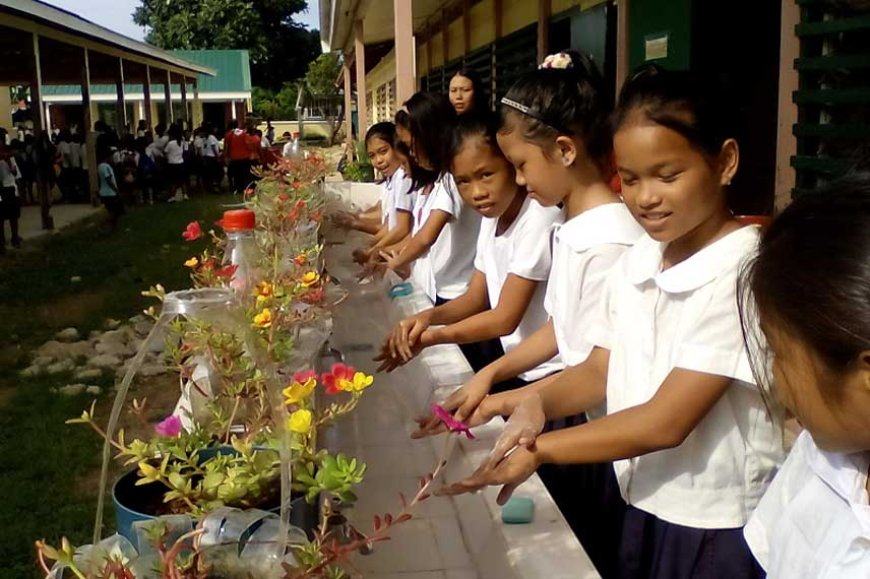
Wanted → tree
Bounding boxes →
[133,0,321,90]
[252,83,299,120]
[300,53,343,144]
[303,53,342,97]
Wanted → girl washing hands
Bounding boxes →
[437,66,786,578]
[376,111,563,388]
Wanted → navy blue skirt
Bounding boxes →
[618,505,765,579]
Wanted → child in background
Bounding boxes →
[741,179,870,578]
[97,146,123,230]
[379,92,494,371]
[378,112,563,388]
[337,122,409,240]
[352,123,416,269]
[442,65,785,579]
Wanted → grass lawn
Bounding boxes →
[0,195,234,578]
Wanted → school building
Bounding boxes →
[39,50,253,135]
[321,0,869,213]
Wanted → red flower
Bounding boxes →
[182,221,203,241]
[293,254,307,266]
[278,193,289,202]
[310,211,322,222]
[295,200,306,209]
[201,258,217,271]
[302,286,324,304]
[286,208,300,221]
[321,363,355,395]
[293,369,317,383]
[214,264,239,279]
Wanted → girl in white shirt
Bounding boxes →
[350,122,415,267]
[443,65,785,579]
[379,112,562,385]
[165,124,187,201]
[740,181,870,579]
[379,93,490,370]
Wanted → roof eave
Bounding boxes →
[0,0,217,77]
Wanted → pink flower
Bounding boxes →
[431,404,475,439]
[154,415,182,438]
[182,221,203,241]
[321,362,355,395]
[293,369,317,383]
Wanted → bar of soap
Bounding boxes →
[501,496,534,524]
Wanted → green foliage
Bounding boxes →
[132,0,321,89]
[303,53,342,98]
[252,83,300,121]
[342,161,375,183]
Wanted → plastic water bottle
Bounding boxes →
[222,209,259,298]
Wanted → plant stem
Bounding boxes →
[225,396,241,444]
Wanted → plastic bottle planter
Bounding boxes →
[92,288,293,554]
[46,509,310,578]
[112,447,319,549]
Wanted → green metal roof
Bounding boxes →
[169,50,252,92]
[42,50,251,96]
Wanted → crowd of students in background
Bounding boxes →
[336,52,870,579]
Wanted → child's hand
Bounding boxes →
[411,388,500,439]
[390,312,432,361]
[438,444,540,505]
[352,247,370,265]
[484,393,545,469]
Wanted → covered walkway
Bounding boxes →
[0,0,215,229]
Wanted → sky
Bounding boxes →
[40,0,321,41]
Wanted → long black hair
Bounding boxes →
[403,92,458,186]
[499,50,609,166]
[739,172,870,399]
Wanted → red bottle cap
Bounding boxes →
[222,209,256,231]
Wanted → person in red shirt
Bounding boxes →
[223,120,251,194]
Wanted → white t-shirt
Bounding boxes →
[544,203,645,367]
[473,196,563,381]
[202,135,220,158]
[744,430,870,578]
[193,136,204,156]
[381,167,415,231]
[0,157,19,191]
[426,172,481,299]
[409,188,438,301]
[58,141,72,168]
[587,226,785,528]
[151,134,169,158]
[165,140,185,165]
[69,141,81,169]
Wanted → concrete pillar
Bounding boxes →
[354,19,368,136]
[616,0,630,96]
[0,87,12,133]
[143,65,153,129]
[537,0,551,64]
[164,69,173,123]
[775,0,800,213]
[31,32,53,230]
[116,58,127,134]
[343,61,354,160]
[393,0,415,106]
[192,78,202,128]
[180,76,190,128]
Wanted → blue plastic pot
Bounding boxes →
[112,447,319,548]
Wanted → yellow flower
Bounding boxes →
[282,378,316,405]
[184,257,199,268]
[300,271,321,288]
[287,409,313,434]
[253,308,273,328]
[254,281,274,298]
[339,372,375,392]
